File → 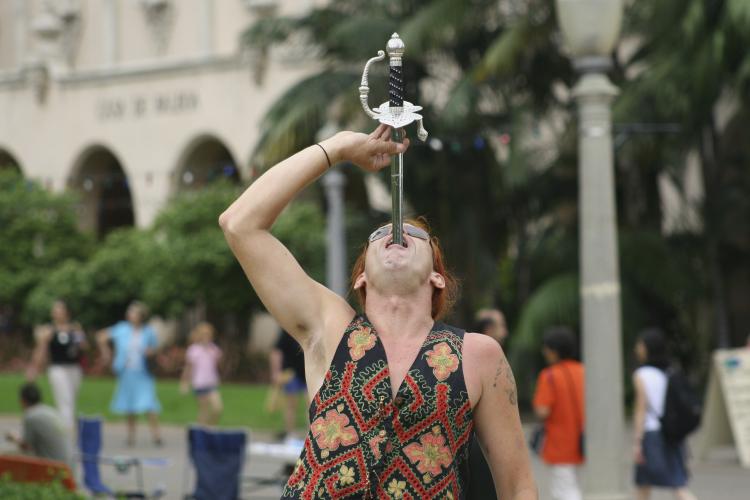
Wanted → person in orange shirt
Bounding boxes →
[533,327,585,500]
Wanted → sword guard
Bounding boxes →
[359,50,386,120]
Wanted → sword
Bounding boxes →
[359,33,428,246]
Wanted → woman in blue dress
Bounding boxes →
[97,301,162,446]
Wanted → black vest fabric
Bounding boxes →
[282,314,474,499]
[48,329,83,365]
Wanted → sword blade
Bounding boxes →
[391,127,404,245]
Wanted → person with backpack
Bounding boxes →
[633,328,698,500]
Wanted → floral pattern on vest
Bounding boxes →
[282,315,474,499]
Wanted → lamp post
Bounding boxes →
[318,123,347,297]
[554,1,627,499]
[322,168,347,296]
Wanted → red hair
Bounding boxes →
[349,217,458,320]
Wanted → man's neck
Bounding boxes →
[364,288,434,341]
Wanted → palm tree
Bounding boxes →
[616,0,750,349]
[243,0,574,324]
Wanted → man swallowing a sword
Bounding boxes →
[219,34,536,500]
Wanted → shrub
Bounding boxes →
[0,473,84,499]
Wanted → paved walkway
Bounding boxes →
[0,416,747,499]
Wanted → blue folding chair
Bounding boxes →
[186,426,247,500]
[78,416,114,496]
[78,416,168,499]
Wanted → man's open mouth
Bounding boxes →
[386,236,407,248]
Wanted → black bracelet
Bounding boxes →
[315,143,332,168]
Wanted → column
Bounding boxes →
[574,71,628,500]
[322,169,347,297]
[103,0,119,66]
[13,0,28,67]
[198,0,215,57]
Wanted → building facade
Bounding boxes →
[0,0,315,235]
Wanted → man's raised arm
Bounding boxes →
[219,125,407,347]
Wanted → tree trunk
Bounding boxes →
[514,209,531,313]
[698,121,731,348]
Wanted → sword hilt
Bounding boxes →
[358,33,427,141]
[387,34,404,111]
[357,33,428,247]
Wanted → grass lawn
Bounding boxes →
[0,373,307,431]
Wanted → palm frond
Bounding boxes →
[727,0,750,31]
[618,230,696,305]
[511,273,580,353]
[439,75,479,128]
[399,0,473,58]
[472,20,533,83]
[241,16,299,49]
[252,71,360,167]
[737,56,750,96]
[504,132,535,190]
[325,16,397,61]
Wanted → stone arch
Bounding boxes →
[68,145,135,238]
[172,134,240,193]
[0,147,23,174]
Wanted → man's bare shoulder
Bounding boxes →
[463,332,504,365]
[461,332,505,407]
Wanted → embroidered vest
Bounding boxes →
[282,314,474,499]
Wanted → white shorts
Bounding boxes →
[548,464,582,500]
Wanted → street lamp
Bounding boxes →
[318,123,348,297]
[321,169,347,296]
[554,1,627,499]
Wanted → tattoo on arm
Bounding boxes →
[493,356,518,406]
[506,387,517,406]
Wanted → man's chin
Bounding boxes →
[369,265,430,288]
[379,258,412,272]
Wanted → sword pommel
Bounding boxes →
[386,33,405,63]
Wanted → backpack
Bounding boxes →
[660,369,702,444]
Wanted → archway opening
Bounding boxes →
[0,149,22,173]
[70,147,134,238]
[175,137,239,192]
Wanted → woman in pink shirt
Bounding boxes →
[180,322,223,425]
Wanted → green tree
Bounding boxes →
[0,170,92,331]
[27,181,327,334]
[508,0,750,394]
[616,0,750,348]
[25,228,160,328]
[146,181,325,319]
[145,182,249,319]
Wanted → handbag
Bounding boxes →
[144,351,159,375]
[529,425,545,455]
